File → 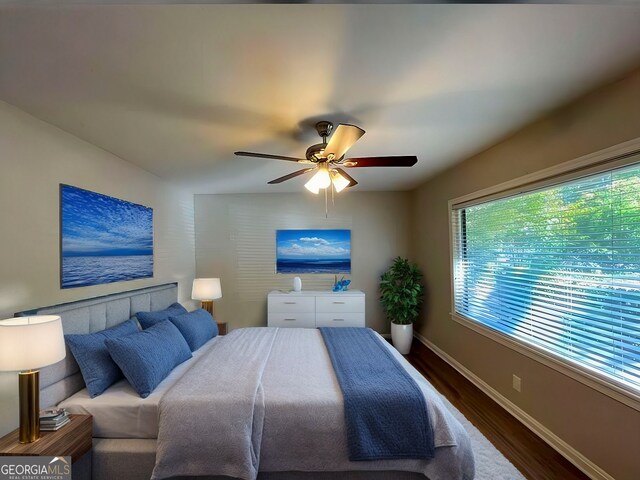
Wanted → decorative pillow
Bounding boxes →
[169,309,218,352]
[136,303,187,329]
[105,320,192,398]
[65,319,139,398]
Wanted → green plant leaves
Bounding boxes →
[379,256,425,325]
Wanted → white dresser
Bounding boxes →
[267,290,365,328]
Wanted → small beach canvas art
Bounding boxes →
[60,184,153,288]
[276,229,351,274]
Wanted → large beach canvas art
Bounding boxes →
[276,229,351,274]
[60,184,153,288]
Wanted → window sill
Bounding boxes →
[450,312,640,412]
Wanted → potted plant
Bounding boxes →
[379,257,425,354]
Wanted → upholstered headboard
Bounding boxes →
[15,283,178,409]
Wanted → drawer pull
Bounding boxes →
[332,301,345,304]
[284,302,297,305]
[284,318,297,321]
[333,318,345,322]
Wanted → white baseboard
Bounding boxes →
[413,332,614,480]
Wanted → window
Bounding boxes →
[451,161,640,395]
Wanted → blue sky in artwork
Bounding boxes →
[276,230,350,260]
[61,185,153,257]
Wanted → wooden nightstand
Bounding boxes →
[0,414,92,479]
[217,321,228,335]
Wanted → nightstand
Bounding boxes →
[217,321,228,335]
[0,414,92,479]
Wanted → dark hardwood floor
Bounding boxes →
[406,339,590,480]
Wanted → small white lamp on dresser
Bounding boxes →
[267,290,365,328]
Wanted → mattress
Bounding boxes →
[59,336,219,439]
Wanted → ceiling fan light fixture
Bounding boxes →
[331,170,350,193]
[304,165,330,194]
[304,181,320,194]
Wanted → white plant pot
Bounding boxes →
[391,322,413,355]
[293,277,302,292]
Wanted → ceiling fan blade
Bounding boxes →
[323,124,365,160]
[334,167,358,187]
[235,151,308,163]
[267,168,316,184]
[343,156,418,168]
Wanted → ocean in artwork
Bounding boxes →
[62,255,153,288]
[276,229,351,274]
[61,185,153,288]
[276,258,351,274]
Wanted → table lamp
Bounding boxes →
[0,315,66,443]
[192,278,222,316]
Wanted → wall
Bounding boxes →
[0,101,197,436]
[411,68,640,479]
[195,192,410,333]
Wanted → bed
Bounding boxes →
[18,283,474,480]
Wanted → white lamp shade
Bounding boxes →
[304,179,320,194]
[331,171,350,193]
[192,278,222,300]
[304,166,331,194]
[0,316,66,372]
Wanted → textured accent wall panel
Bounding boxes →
[194,192,410,332]
[230,204,352,301]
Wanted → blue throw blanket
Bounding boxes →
[319,327,435,461]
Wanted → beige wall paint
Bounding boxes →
[411,69,640,479]
[0,101,197,436]
[194,192,410,332]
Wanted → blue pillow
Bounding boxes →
[136,303,187,329]
[169,309,218,352]
[105,320,192,398]
[65,319,139,398]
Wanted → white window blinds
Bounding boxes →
[452,162,640,393]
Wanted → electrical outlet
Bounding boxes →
[512,374,522,392]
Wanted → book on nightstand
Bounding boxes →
[39,408,70,431]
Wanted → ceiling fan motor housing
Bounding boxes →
[306,143,327,161]
[315,121,333,139]
[306,121,335,161]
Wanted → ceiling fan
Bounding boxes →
[234,121,417,194]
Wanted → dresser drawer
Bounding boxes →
[316,313,365,328]
[316,296,364,313]
[268,296,315,313]
[268,312,316,328]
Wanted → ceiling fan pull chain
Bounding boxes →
[325,187,328,218]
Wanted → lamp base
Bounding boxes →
[18,370,40,444]
[201,300,214,316]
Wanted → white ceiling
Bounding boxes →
[1,4,640,193]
